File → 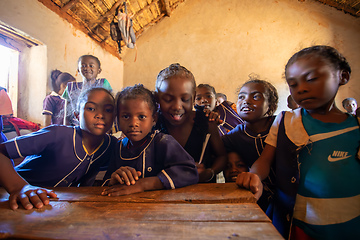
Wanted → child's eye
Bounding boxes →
[182,98,191,103]
[238,95,245,100]
[105,108,114,113]
[121,114,129,119]
[162,96,172,103]
[139,115,146,120]
[253,94,262,100]
[86,107,95,111]
[195,97,201,101]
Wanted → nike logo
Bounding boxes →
[328,151,351,162]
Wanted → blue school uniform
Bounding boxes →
[104,131,199,189]
[4,125,117,187]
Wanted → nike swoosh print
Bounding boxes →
[327,155,351,162]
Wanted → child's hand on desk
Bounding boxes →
[9,184,57,210]
[101,183,144,197]
[236,172,263,200]
[109,166,141,186]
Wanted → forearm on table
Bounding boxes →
[249,144,276,181]
[0,153,28,193]
[137,176,165,192]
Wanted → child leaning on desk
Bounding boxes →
[101,84,198,196]
[236,45,360,240]
[0,87,117,209]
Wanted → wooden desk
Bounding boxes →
[0,183,283,239]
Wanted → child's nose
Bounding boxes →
[201,97,208,103]
[129,117,139,127]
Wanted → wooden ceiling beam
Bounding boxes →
[38,0,121,60]
[160,0,171,16]
[90,0,124,30]
[62,0,81,12]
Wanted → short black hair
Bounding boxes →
[116,84,157,117]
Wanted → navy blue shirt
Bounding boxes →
[5,125,117,187]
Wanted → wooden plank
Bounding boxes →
[0,202,269,223]
[0,221,282,240]
[0,202,281,240]
[0,183,256,204]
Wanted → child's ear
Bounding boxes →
[339,70,350,86]
[152,112,158,126]
[98,67,102,75]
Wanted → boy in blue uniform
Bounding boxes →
[102,84,198,196]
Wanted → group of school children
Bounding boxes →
[0,45,359,240]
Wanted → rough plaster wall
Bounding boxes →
[0,0,124,125]
[123,0,360,114]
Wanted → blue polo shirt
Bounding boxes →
[5,125,116,187]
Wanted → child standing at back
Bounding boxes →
[62,55,112,124]
[195,83,243,136]
[101,84,198,196]
[221,78,278,213]
[237,45,360,239]
[154,63,227,183]
[42,69,75,126]
[0,87,117,189]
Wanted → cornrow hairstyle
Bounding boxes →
[78,55,101,69]
[116,84,157,117]
[285,45,351,78]
[155,63,196,93]
[76,87,114,114]
[215,93,227,101]
[239,76,279,117]
[197,84,216,95]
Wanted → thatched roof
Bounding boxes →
[38,0,360,59]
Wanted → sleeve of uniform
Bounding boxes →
[221,125,242,152]
[4,126,58,159]
[62,85,70,101]
[42,95,54,115]
[264,112,283,148]
[102,79,113,91]
[155,134,199,189]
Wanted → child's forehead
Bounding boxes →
[159,76,195,93]
[85,90,114,103]
[240,82,266,94]
[79,56,98,65]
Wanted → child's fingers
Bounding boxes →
[111,172,124,185]
[8,193,20,210]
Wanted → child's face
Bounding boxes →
[79,89,115,136]
[78,56,101,82]
[195,87,216,111]
[344,100,357,114]
[156,76,195,127]
[224,152,248,182]
[286,56,343,112]
[118,98,156,146]
[236,82,270,123]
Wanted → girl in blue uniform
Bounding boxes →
[237,46,360,239]
[0,87,117,209]
[221,78,278,213]
[102,84,198,196]
[62,55,113,125]
[154,63,227,183]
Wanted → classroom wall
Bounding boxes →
[0,0,124,125]
[122,0,360,114]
